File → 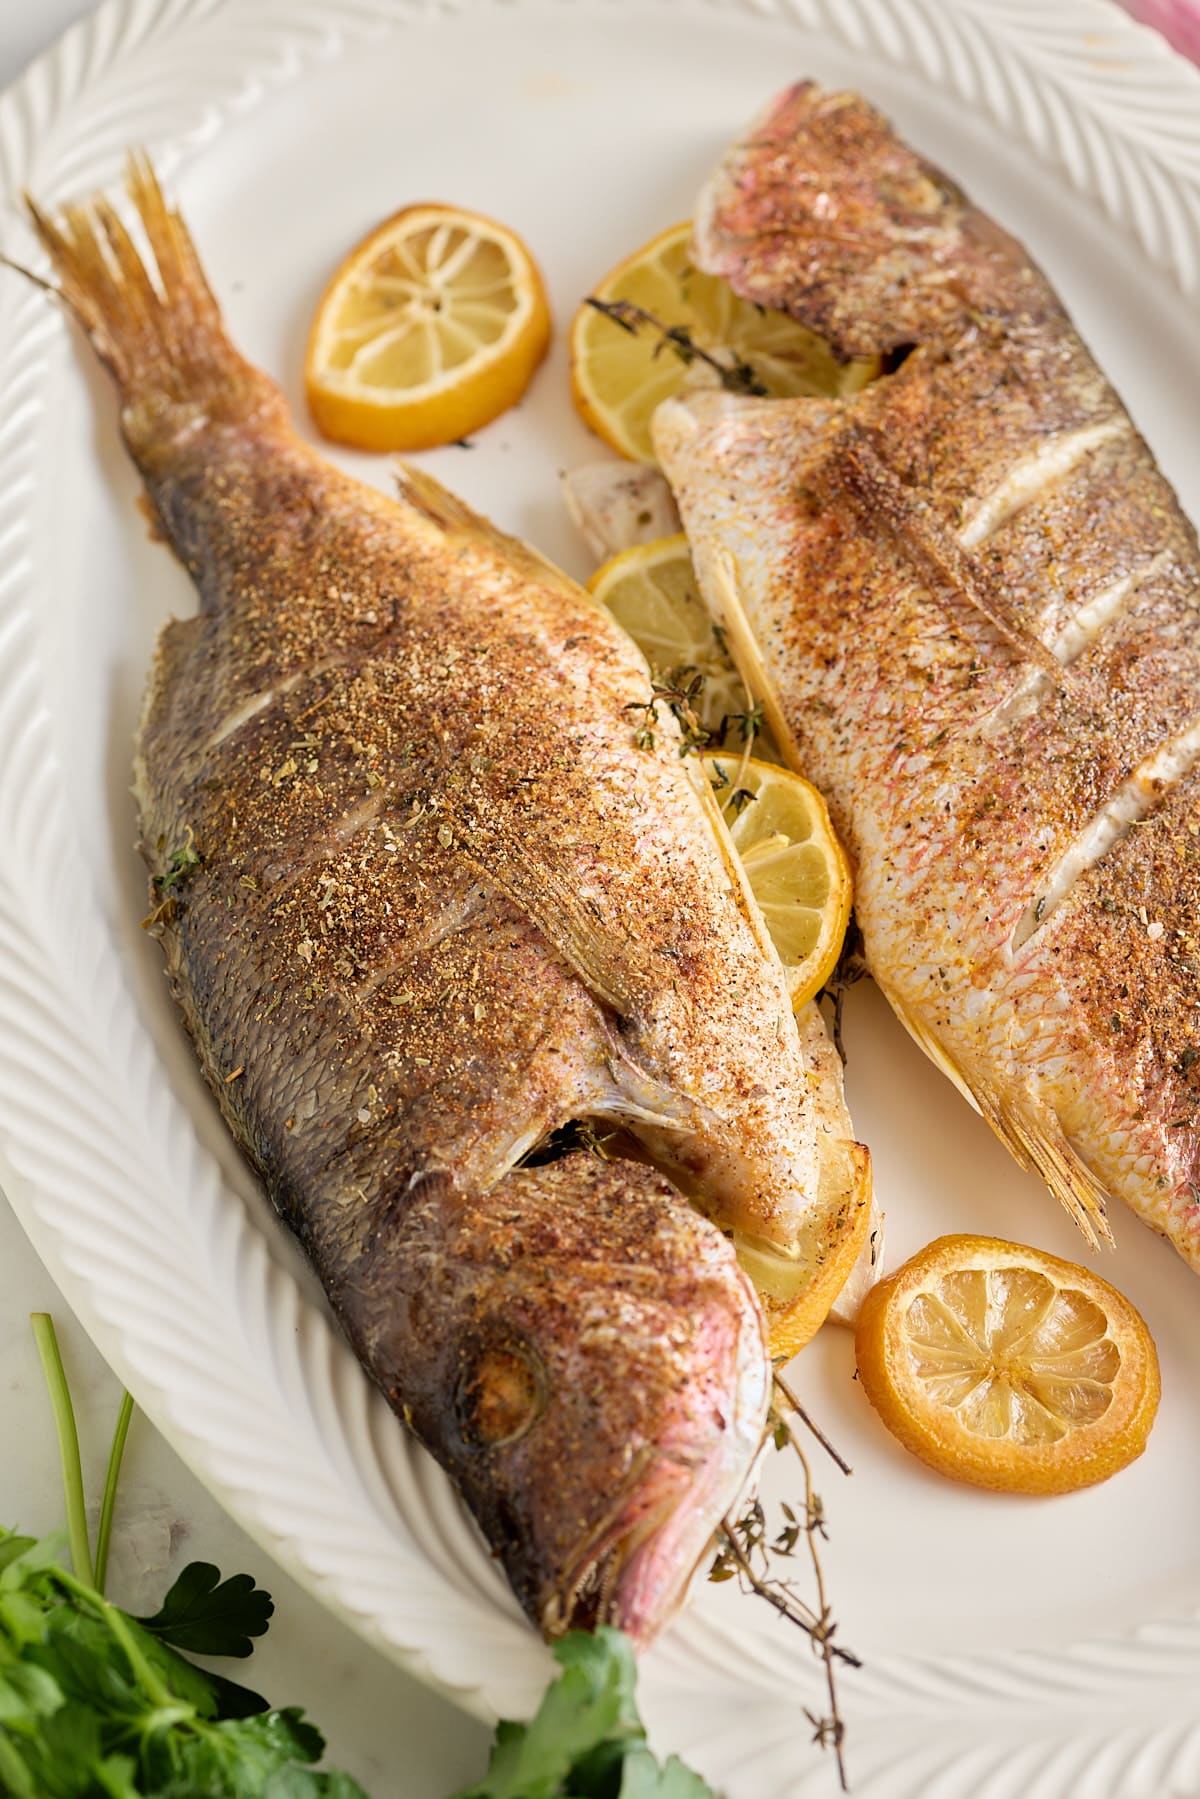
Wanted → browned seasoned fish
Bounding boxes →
[656,84,1200,1268]
[31,159,866,1640]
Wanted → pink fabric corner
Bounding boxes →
[1122,0,1200,63]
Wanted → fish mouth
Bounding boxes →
[539,1267,771,1645]
[541,1443,754,1646]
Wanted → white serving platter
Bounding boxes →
[2,2,1200,1792]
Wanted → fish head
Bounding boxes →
[359,1155,769,1644]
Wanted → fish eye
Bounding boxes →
[455,1340,546,1449]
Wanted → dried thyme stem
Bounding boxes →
[582,295,769,397]
[715,1513,860,1671]
[786,1423,850,1791]
[773,1368,854,1476]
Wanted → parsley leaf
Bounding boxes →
[0,1530,368,1799]
[136,1563,274,1658]
[453,1628,717,1799]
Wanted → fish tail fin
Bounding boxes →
[27,153,280,440]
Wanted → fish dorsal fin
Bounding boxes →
[394,462,490,535]
[395,462,603,611]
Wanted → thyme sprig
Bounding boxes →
[153,827,203,894]
[818,915,868,1066]
[710,1379,858,1791]
[625,667,712,756]
[708,760,757,818]
[584,296,769,398]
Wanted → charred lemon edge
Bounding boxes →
[853,1233,1161,1495]
[735,1137,873,1362]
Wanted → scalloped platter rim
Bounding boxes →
[2,2,1200,1794]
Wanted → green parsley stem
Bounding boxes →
[30,1313,95,1588]
[51,1561,179,1711]
[95,1390,135,1597]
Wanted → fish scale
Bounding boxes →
[656,81,1200,1267]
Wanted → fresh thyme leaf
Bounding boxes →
[726,701,765,744]
[136,1562,274,1659]
[153,829,203,893]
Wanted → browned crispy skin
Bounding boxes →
[31,161,795,1640]
[658,84,1200,1260]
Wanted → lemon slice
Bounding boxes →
[588,534,769,750]
[703,753,851,1012]
[589,542,851,1004]
[306,203,551,451]
[570,221,880,464]
[854,1235,1160,1493]
[736,1135,872,1360]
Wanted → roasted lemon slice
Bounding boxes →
[588,534,763,749]
[855,1235,1160,1493]
[735,1135,872,1360]
[704,754,851,1012]
[306,203,551,451]
[588,539,851,1007]
[570,221,879,464]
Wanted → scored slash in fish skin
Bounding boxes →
[656,83,1200,1269]
[29,157,864,1641]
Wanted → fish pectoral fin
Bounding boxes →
[458,848,638,1017]
[886,992,1114,1250]
[973,1081,1115,1252]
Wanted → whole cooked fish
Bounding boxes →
[32,159,865,1640]
[655,85,1200,1268]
